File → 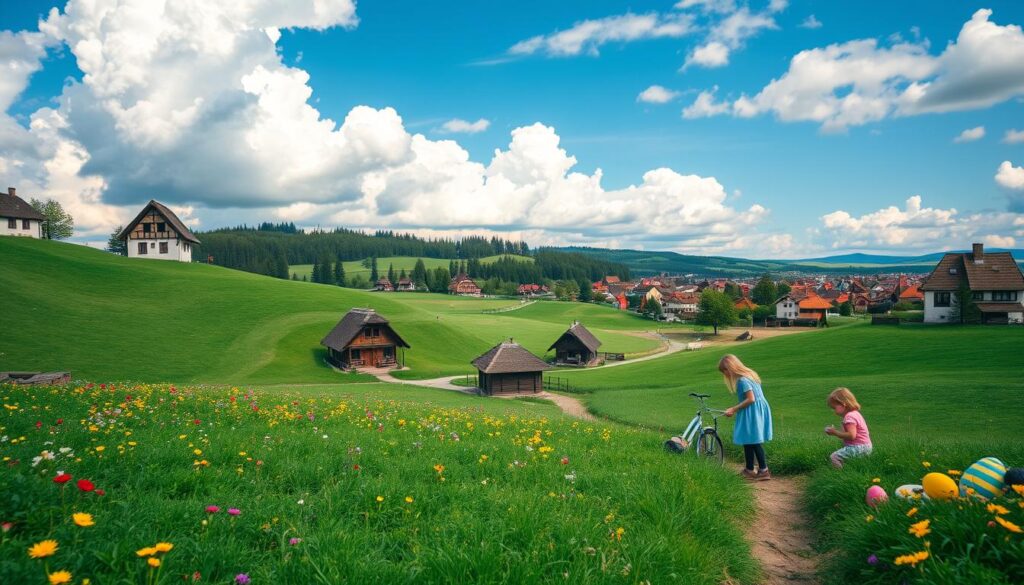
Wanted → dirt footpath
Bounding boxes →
[743,473,820,584]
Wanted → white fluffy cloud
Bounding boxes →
[682,87,730,118]
[674,0,736,14]
[996,161,1024,189]
[683,6,781,69]
[637,85,680,104]
[954,126,985,143]
[1004,129,1024,144]
[818,195,1023,251]
[0,0,773,253]
[687,9,1024,131]
[440,118,491,134]
[509,13,693,57]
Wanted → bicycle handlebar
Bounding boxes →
[689,393,711,398]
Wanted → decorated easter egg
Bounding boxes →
[922,472,958,500]
[895,484,928,500]
[959,457,1007,500]
[865,485,888,507]
[1003,467,1024,488]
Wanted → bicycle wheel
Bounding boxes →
[695,430,725,465]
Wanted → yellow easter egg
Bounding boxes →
[922,472,958,500]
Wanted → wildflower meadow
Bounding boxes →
[0,382,758,584]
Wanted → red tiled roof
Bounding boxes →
[798,295,834,310]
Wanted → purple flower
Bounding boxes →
[235,574,251,585]
[288,537,302,546]
[867,554,878,566]
[227,508,241,516]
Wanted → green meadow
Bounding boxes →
[0,238,659,383]
[290,254,533,281]
[3,237,1024,584]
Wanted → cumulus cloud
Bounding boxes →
[818,195,1024,251]
[996,161,1024,189]
[674,0,736,14]
[688,9,1024,131]
[682,87,730,118]
[508,12,694,57]
[440,118,491,134]
[984,234,1016,248]
[799,15,822,30]
[683,7,780,69]
[953,126,985,143]
[637,85,680,104]
[0,0,774,254]
[1004,129,1024,144]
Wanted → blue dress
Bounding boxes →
[732,377,773,445]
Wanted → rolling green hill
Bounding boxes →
[289,254,533,281]
[0,238,658,384]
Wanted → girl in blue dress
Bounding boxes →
[719,354,773,480]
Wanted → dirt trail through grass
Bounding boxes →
[744,473,819,584]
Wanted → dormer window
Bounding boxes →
[142,223,152,234]
[157,222,166,232]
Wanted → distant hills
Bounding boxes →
[559,246,1024,277]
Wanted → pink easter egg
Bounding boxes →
[865,485,888,507]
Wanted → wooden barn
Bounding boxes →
[548,321,602,366]
[472,340,551,395]
[320,308,409,370]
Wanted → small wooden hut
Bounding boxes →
[548,321,602,366]
[472,340,551,395]
[320,308,409,370]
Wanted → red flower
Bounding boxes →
[76,479,95,492]
[99,383,106,389]
[193,419,201,425]
[94,489,106,496]
[353,464,360,471]
[35,421,42,429]
[56,418,63,425]
[560,457,570,465]
[53,473,72,484]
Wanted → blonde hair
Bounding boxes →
[718,354,761,391]
[827,387,860,411]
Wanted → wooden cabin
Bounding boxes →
[449,273,482,296]
[320,308,410,370]
[548,321,602,366]
[118,200,200,262]
[472,340,551,395]
[375,278,394,292]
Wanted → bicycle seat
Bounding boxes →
[689,393,710,398]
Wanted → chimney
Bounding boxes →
[7,187,14,197]
[972,243,984,264]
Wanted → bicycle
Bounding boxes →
[673,393,726,464]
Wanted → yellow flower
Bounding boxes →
[921,461,931,468]
[405,496,414,503]
[376,495,384,503]
[433,464,445,474]
[193,449,202,456]
[947,469,961,476]
[906,507,918,518]
[995,516,1022,534]
[148,557,161,568]
[154,542,173,553]
[47,570,72,585]
[987,504,1010,515]
[871,477,880,484]
[28,539,59,559]
[865,515,874,522]
[909,519,931,538]
[1013,485,1024,497]
[72,513,95,527]
[894,550,929,567]
[136,547,157,557]
[95,446,105,452]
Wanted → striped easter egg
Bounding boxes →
[959,457,1007,500]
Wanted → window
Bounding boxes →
[142,223,152,233]
[138,242,147,255]
[350,349,361,359]
[22,219,30,230]
[972,291,985,301]
[183,243,190,252]
[157,222,166,232]
[159,242,168,254]
[7,218,15,229]
[934,292,951,307]
[993,291,1018,302]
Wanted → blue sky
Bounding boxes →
[2,1,1024,257]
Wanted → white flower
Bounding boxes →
[297,499,305,505]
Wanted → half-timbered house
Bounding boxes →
[118,200,199,262]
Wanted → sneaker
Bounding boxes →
[740,469,758,480]
[756,469,772,481]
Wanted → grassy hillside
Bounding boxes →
[290,254,533,281]
[0,238,658,383]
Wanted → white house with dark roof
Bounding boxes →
[118,200,200,262]
[920,243,1024,324]
[0,187,44,238]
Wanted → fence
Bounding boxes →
[543,376,575,393]
[598,352,625,361]
[871,316,902,325]
[481,300,536,314]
